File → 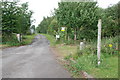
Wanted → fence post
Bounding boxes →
[97,19,102,66]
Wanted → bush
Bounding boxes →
[101,36,118,56]
[2,34,19,44]
[74,36,118,58]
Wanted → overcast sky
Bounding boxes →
[20,0,119,27]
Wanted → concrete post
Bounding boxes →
[80,42,85,50]
[16,34,20,42]
[97,19,102,66]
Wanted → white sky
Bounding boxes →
[20,0,119,27]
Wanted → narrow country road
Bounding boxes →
[2,34,71,78]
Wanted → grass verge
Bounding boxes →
[41,34,56,46]
[65,54,118,78]
[0,34,36,49]
[64,36,118,78]
[41,34,118,78]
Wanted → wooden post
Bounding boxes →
[97,19,102,66]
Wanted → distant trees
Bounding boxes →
[1,1,33,42]
[36,16,55,34]
[37,2,99,41]
[36,16,59,36]
[36,17,49,34]
[36,1,119,41]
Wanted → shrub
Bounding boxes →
[74,36,118,58]
[2,34,17,43]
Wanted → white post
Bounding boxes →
[16,34,20,42]
[80,42,85,50]
[56,35,60,41]
[97,19,102,66]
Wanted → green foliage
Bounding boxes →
[47,17,58,35]
[37,1,119,44]
[56,2,99,40]
[37,2,99,42]
[2,34,36,47]
[36,16,59,36]
[64,40,75,45]
[74,36,118,58]
[2,34,18,44]
[101,36,118,57]
[2,1,33,42]
[22,34,36,45]
[36,17,54,34]
[99,2,120,37]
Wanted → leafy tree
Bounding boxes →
[2,1,33,42]
[15,3,33,35]
[55,2,98,40]
[37,1,119,43]
[47,17,58,35]
[2,1,18,35]
[99,2,119,37]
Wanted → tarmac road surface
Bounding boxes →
[2,34,71,78]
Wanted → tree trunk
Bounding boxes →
[74,28,77,40]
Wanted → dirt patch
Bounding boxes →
[50,46,94,79]
[50,47,65,64]
[50,47,63,58]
